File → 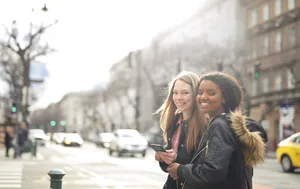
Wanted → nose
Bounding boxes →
[176,93,183,100]
[200,93,208,101]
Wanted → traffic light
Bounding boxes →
[60,120,66,126]
[254,62,260,79]
[11,103,17,113]
[50,120,56,126]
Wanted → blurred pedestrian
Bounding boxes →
[13,122,28,158]
[4,127,13,157]
[154,71,207,189]
[167,72,267,189]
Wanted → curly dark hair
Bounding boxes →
[199,72,244,113]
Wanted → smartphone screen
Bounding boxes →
[150,144,166,152]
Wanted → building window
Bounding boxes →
[288,26,296,48]
[275,74,282,91]
[275,0,281,16]
[288,0,295,10]
[263,4,269,21]
[275,31,282,52]
[252,79,257,96]
[263,77,269,93]
[251,10,257,27]
[287,69,295,89]
[263,36,269,56]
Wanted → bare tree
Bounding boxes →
[80,91,105,133]
[0,20,58,120]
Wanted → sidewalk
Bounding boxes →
[254,184,275,189]
[0,147,43,161]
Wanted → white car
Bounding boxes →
[109,129,148,157]
[62,133,84,147]
[29,129,50,146]
[95,132,114,148]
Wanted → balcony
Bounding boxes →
[248,7,300,37]
[247,47,300,74]
[250,86,300,106]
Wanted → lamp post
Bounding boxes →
[176,58,181,74]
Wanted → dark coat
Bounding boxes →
[159,114,199,189]
[4,131,13,147]
[178,110,267,189]
[17,128,28,146]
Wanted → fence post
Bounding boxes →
[48,169,65,189]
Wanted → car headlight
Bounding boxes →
[64,140,71,144]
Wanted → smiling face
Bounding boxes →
[197,80,224,118]
[172,79,194,119]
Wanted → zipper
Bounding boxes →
[205,140,209,156]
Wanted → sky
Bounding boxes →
[0,0,204,109]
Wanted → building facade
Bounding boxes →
[245,0,300,151]
[57,92,85,133]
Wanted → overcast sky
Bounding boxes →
[0,0,204,109]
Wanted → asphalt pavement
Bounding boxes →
[0,141,299,189]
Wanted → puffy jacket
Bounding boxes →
[177,110,267,189]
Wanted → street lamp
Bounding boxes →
[176,58,181,74]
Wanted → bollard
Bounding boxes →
[30,139,37,157]
[48,169,65,189]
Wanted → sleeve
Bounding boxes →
[179,118,235,188]
[159,161,169,173]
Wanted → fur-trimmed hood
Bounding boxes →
[229,110,267,167]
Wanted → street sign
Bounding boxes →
[29,61,46,83]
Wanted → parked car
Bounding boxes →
[109,129,148,157]
[276,132,300,172]
[94,132,114,148]
[28,129,50,146]
[62,133,84,147]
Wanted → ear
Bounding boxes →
[222,98,226,104]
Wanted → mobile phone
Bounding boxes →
[150,144,166,152]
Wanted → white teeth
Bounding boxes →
[201,103,209,106]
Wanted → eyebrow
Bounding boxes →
[173,89,190,91]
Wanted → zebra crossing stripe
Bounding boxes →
[0,164,22,188]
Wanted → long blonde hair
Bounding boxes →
[155,71,205,153]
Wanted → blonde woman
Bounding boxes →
[154,71,206,189]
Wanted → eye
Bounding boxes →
[198,90,203,95]
[173,91,178,95]
[208,91,216,96]
[183,92,189,95]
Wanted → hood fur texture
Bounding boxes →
[229,110,265,167]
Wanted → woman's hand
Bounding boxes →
[159,149,177,165]
[167,163,180,180]
[155,152,164,162]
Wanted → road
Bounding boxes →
[1,141,299,189]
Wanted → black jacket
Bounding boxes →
[178,110,267,189]
[4,131,13,146]
[159,115,199,189]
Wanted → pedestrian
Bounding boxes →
[13,122,29,158]
[167,72,267,189]
[4,127,13,157]
[154,71,207,189]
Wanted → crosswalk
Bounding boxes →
[0,162,23,188]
